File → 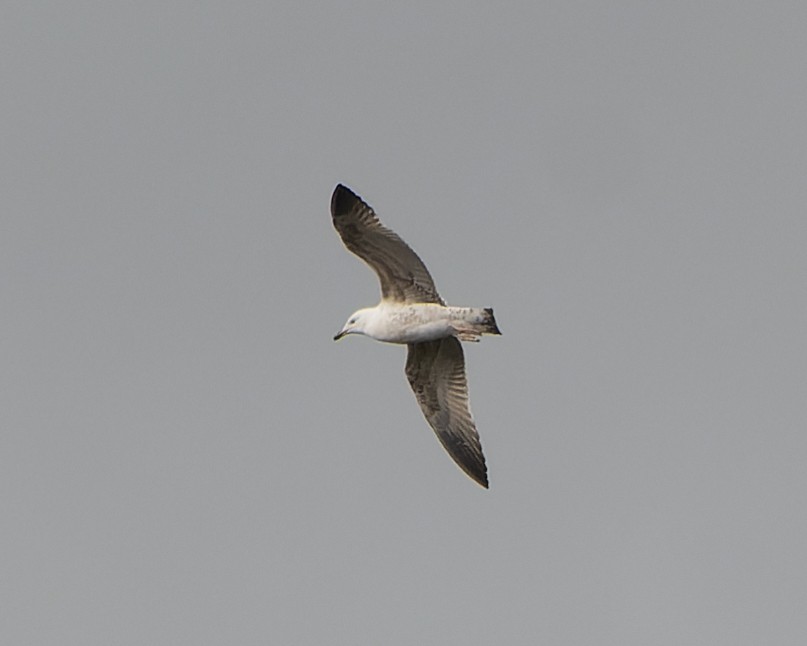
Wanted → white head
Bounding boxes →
[333,308,372,341]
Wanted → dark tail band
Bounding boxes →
[483,308,502,335]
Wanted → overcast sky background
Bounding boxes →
[3,2,806,644]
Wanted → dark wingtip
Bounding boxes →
[477,463,489,488]
[331,183,359,217]
[463,458,489,489]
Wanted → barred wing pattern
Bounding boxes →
[331,184,444,305]
[405,337,488,488]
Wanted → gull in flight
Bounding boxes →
[331,184,501,488]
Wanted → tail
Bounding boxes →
[482,308,502,335]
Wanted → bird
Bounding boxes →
[330,184,501,488]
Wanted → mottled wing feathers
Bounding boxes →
[405,338,488,488]
[331,184,444,304]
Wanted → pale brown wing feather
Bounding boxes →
[405,338,488,487]
[331,184,444,304]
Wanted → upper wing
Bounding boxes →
[405,338,488,488]
[331,184,444,304]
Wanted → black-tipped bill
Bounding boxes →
[333,330,347,341]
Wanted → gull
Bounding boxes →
[331,184,501,488]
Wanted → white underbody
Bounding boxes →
[358,302,490,344]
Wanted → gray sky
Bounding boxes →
[3,2,806,644]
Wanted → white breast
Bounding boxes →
[369,303,453,344]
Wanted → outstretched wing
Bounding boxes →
[331,184,444,304]
[405,338,488,488]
